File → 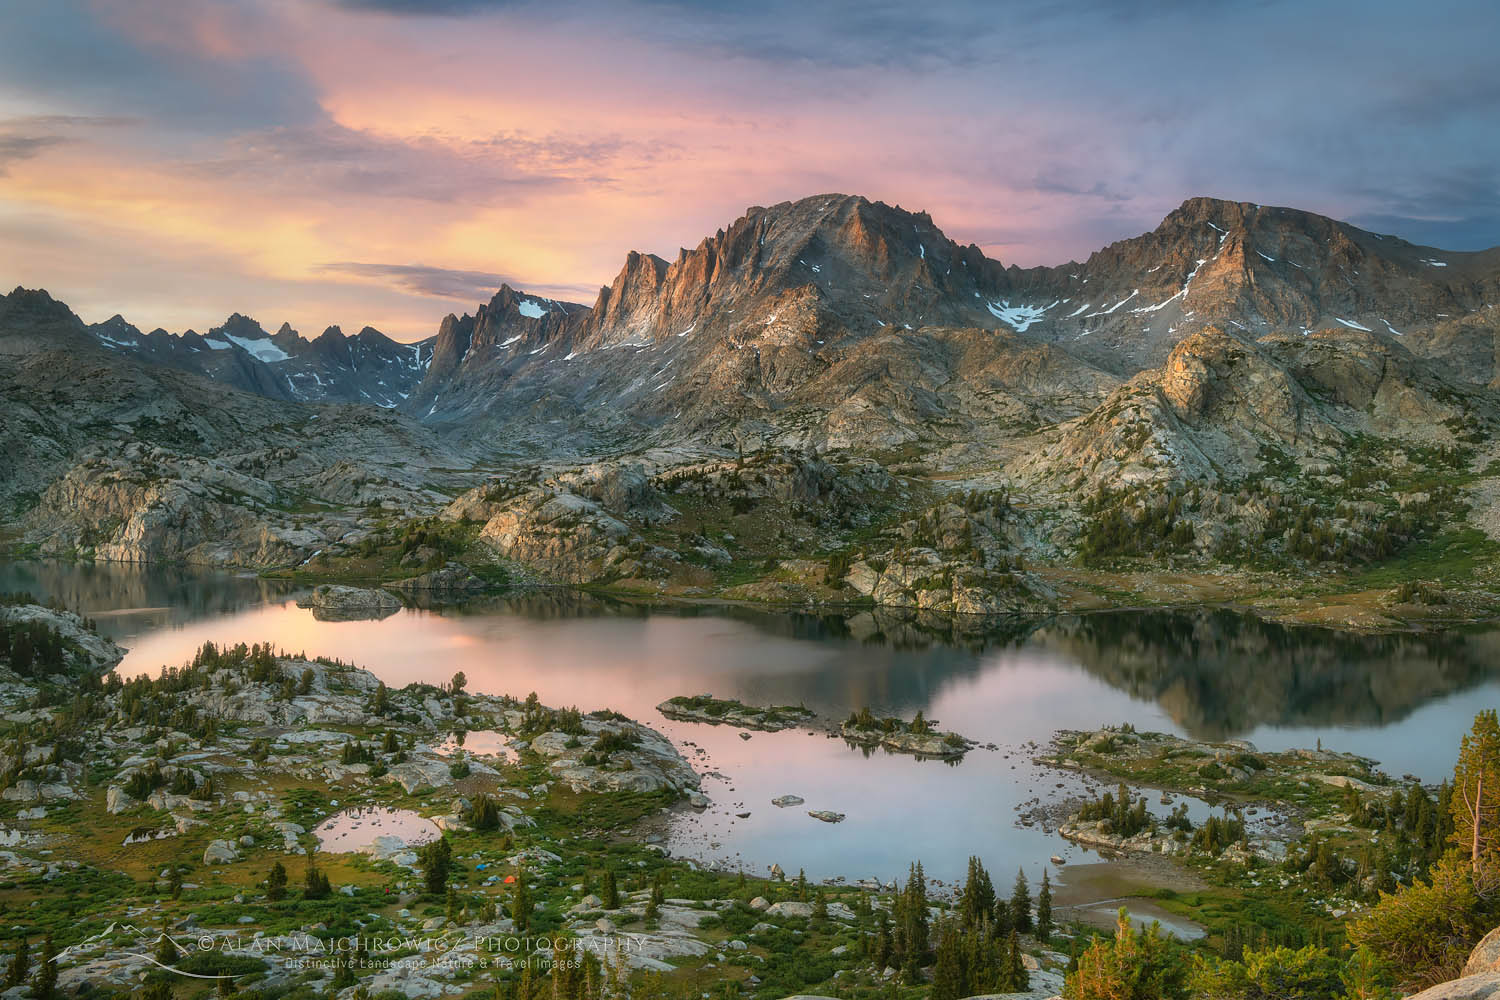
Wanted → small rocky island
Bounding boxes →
[839,707,973,758]
[657,694,816,732]
[294,583,403,621]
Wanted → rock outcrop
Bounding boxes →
[1410,926,1500,998]
[295,584,402,621]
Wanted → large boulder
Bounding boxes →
[203,839,239,865]
[1408,928,1500,999]
[1407,973,1500,999]
[296,585,401,622]
[1470,928,1500,976]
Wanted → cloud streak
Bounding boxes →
[322,261,596,303]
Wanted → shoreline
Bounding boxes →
[8,551,1497,635]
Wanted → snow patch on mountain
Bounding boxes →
[986,299,1053,332]
[223,333,291,363]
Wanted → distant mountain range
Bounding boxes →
[4,192,1500,624]
[66,194,1500,447]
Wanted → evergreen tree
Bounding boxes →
[549,932,585,1000]
[304,856,332,899]
[1036,869,1054,944]
[993,897,1014,937]
[265,860,288,901]
[873,910,892,970]
[1011,869,1033,934]
[894,862,930,978]
[466,793,501,831]
[601,869,619,909]
[511,865,532,931]
[371,682,389,715]
[4,937,29,988]
[651,869,666,906]
[1000,929,1029,991]
[930,920,965,1000]
[962,920,999,994]
[958,856,995,931]
[421,836,452,896]
[32,934,56,1000]
[332,950,357,989]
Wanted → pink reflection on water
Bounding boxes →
[105,598,1181,881]
[314,806,440,854]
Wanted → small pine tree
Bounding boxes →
[1037,869,1053,944]
[650,869,665,906]
[304,856,332,899]
[32,934,56,1000]
[601,869,619,909]
[1011,869,1033,934]
[421,836,452,896]
[467,793,501,831]
[511,866,531,932]
[959,856,996,931]
[993,897,1014,936]
[1000,929,1029,991]
[332,950,356,989]
[4,937,29,988]
[874,911,892,970]
[930,920,964,1000]
[155,929,179,965]
[265,860,288,900]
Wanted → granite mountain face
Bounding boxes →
[70,193,1500,450]
[7,193,1500,622]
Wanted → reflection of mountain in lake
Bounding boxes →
[447,592,1035,717]
[446,591,1038,650]
[432,595,1500,736]
[0,560,297,634]
[5,557,1492,742]
[1034,610,1500,738]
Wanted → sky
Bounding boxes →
[1,0,1497,342]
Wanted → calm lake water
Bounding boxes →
[6,559,1499,886]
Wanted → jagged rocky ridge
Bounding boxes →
[6,192,1500,617]
[0,288,480,568]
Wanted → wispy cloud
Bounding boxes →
[322,262,595,304]
[0,133,66,175]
